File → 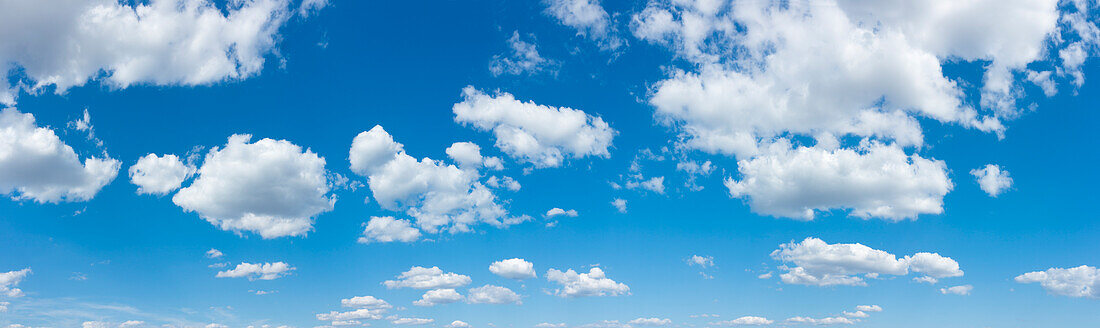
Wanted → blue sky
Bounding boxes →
[1,0,1099,327]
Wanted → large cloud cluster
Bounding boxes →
[770,237,963,286]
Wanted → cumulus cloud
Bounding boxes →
[546,267,630,297]
[448,321,472,328]
[413,288,464,307]
[215,262,294,280]
[535,323,567,328]
[0,0,299,105]
[0,268,31,297]
[173,134,335,239]
[725,141,951,221]
[491,31,555,76]
[710,316,772,326]
[770,237,962,287]
[446,142,502,170]
[627,318,670,326]
[785,316,855,325]
[349,125,524,234]
[855,305,882,312]
[358,216,422,244]
[687,255,713,268]
[970,164,1013,197]
[392,318,434,326]
[1015,265,1100,298]
[0,108,120,203]
[542,0,623,49]
[453,87,616,168]
[341,295,392,309]
[129,153,195,195]
[545,208,578,218]
[317,308,386,322]
[205,249,223,259]
[384,266,472,290]
[611,198,627,213]
[490,258,537,279]
[940,285,973,295]
[467,285,522,304]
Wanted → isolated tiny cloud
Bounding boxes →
[384,266,472,289]
[940,285,974,296]
[1015,265,1100,298]
[489,258,537,279]
[971,164,1013,197]
[215,262,294,281]
[770,237,963,287]
[172,134,336,239]
[453,86,616,168]
[0,108,120,203]
[546,267,630,297]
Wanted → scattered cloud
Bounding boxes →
[129,153,195,195]
[940,285,973,295]
[490,258,537,279]
[215,262,294,281]
[384,266,472,289]
[491,31,556,76]
[359,216,422,244]
[771,237,962,286]
[546,267,630,297]
[1015,265,1100,298]
[413,289,464,307]
[0,268,31,297]
[466,285,522,304]
[971,164,1013,197]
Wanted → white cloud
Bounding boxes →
[341,295,392,309]
[627,318,670,326]
[392,318,434,326]
[173,134,335,239]
[970,164,1013,197]
[118,321,144,328]
[448,321,472,328]
[0,108,120,203]
[542,0,622,49]
[710,316,772,326]
[785,316,855,325]
[413,288,464,307]
[724,141,952,221]
[129,153,195,195]
[771,237,962,287]
[611,198,627,213]
[0,301,8,312]
[349,125,523,234]
[467,285,522,304]
[855,305,882,312]
[0,0,297,105]
[82,322,110,328]
[546,267,630,297]
[687,255,713,268]
[491,31,555,76]
[624,176,664,194]
[841,311,867,318]
[0,268,31,297]
[384,266,472,289]
[205,249,223,259]
[545,208,578,218]
[535,323,567,328]
[358,216,422,244]
[1015,265,1100,298]
[453,87,616,168]
[940,285,973,295]
[215,262,294,281]
[317,308,386,322]
[486,176,521,191]
[490,258,537,279]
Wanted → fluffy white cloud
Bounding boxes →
[0,108,120,203]
[710,316,772,326]
[940,285,973,295]
[341,295,391,309]
[771,237,962,286]
[624,176,664,194]
[359,216,422,244]
[448,321,471,328]
[0,269,31,297]
[1015,265,1100,298]
[486,176,521,191]
[215,262,294,280]
[205,249,223,259]
[628,318,670,326]
[466,285,522,304]
[0,0,299,105]
[855,305,882,312]
[546,267,630,297]
[687,255,713,268]
[392,318,434,326]
[413,288,464,307]
[129,153,195,195]
[173,135,335,239]
[842,311,867,318]
[489,258,537,279]
[542,0,622,49]
[611,198,627,213]
[970,164,1013,197]
[545,208,578,218]
[384,266,472,289]
[349,125,523,234]
[317,308,386,322]
[724,141,951,221]
[785,316,854,325]
[453,87,616,168]
[490,31,555,76]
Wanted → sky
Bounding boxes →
[1,0,1099,327]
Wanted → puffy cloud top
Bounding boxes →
[384,266,472,290]
[1016,265,1100,298]
[215,262,294,280]
[129,153,195,195]
[771,237,962,286]
[489,258,537,279]
[546,267,630,297]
